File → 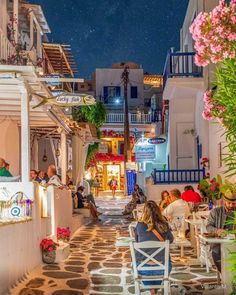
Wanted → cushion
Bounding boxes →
[0,176,20,182]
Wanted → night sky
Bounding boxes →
[31,0,189,78]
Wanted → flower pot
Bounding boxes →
[42,250,56,264]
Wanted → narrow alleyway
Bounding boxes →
[11,196,223,295]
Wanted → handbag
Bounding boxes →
[152,228,165,241]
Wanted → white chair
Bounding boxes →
[194,219,212,272]
[129,221,137,238]
[130,240,171,295]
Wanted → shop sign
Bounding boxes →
[33,93,96,109]
[148,137,166,144]
[98,143,108,154]
[135,144,156,162]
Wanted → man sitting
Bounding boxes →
[0,158,12,177]
[163,189,191,221]
[47,164,62,187]
[206,191,236,272]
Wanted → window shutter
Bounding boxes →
[131,86,138,99]
[104,86,108,103]
[116,86,121,97]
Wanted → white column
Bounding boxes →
[19,85,30,182]
[29,12,34,49]
[36,24,42,58]
[13,0,19,44]
[60,131,67,184]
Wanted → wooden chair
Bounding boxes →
[130,240,171,295]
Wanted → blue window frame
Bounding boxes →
[131,86,138,99]
[103,86,121,104]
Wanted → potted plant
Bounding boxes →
[40,238,58,264]
[198,175,222,203]
[57,227,71,243]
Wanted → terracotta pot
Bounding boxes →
[42,250,56,264]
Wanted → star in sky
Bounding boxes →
[30,0,189,78]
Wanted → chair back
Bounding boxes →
[130,240,170,281]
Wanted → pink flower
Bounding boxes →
[202,111,214,120]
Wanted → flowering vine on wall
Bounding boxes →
[190,0,236,176]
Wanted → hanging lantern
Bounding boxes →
[42,148,47,162]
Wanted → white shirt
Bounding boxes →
[81,179,90,195]
[163,199,190,220]
[48,175,62,187]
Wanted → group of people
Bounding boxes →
[74,185,101,220]
[131,185,236,294]
[30,165,63,187]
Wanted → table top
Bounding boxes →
[199,234,234,244]
[185,218,203,225]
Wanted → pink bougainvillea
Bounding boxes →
[190,0,236,66]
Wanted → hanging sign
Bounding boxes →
[98,143,108,154]
[135,144,156,162]
[148,137,166,144]
[33,93,96,109]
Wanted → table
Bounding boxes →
[199,234,235,294]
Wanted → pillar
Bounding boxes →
[29,12,34,49]
[60,131,67,184]
[19,84,30,182]
[13,0,19,44]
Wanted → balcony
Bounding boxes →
[152,168,205,184]
[163,51,203,88]
[105,112,160,124]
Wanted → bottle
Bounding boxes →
[209,199,213,210]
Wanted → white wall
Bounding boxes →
[0,183,83,295]
[95,68,144,108]
[0,120,20,176]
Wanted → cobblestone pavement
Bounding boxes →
[10,196,224,295]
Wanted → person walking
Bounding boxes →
[109,176,117,198]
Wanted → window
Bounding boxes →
[131,86,138,99]
[103,86,121,104]
[118,141,124,155]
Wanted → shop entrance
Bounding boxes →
[105,164,120,190]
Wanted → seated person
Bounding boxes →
[163,189,191,232]
[38,170,49,184]
[163,189,191,222]
[30,169,39,182]
[122,192,138,216]
[133,184,146,204]
[135,200,173,294]
[0,158,13,177]
[182,185,202,203]
[159,190,170,211]
[76,186,100,220]
[207,191,236,272]
[47,165,62,187]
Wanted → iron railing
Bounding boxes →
[152,168,205,184]
[163,51,203,88]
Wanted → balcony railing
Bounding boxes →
[152,168,205,184]
[163,51,203,88]
[105,112,157,124]
[0,28,15,61]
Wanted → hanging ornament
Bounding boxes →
[42,141,47,162]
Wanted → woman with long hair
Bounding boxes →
[159,190,170,211]
[135,200,173,294]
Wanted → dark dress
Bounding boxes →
[135,222,174,285]
[77,192,85,208]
